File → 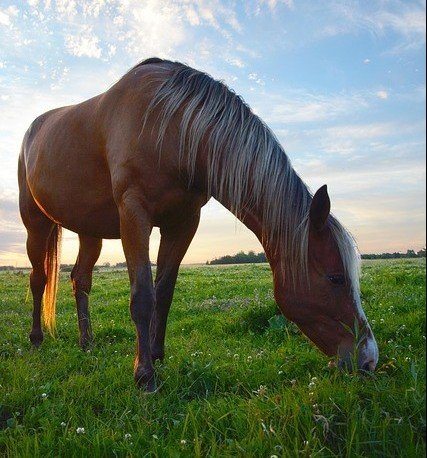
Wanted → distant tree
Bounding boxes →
[208,251,267,265]
[360,248,427,260]
[417,247,426,258]
[60,264,73,272]
[209,248,427,264]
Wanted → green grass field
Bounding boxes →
[0,259,425,457]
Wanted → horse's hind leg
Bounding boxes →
[19,169,55,347]
[71,235,102,349]
[26,225,54,346]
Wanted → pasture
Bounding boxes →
[0,259,425,457]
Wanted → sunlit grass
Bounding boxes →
[0,259,425,456]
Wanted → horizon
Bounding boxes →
[2,247,425,269]
[0,1,426,267]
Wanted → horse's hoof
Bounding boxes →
[134,366,157,392]
[29,331,43,348]
[79,335,94,351]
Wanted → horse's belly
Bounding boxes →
[61,199,121,239]
[30,179,121,239]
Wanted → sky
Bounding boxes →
[0,0,425,266]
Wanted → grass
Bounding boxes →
[0,259,425,457]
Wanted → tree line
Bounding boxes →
[206,247,426,265]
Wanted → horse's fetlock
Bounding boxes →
[29,330,44,347]
[134,364,157,392]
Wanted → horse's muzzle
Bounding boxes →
[338,330,379,372]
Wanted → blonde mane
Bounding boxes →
[139,59,360,291]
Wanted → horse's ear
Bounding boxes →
[310,185,330,232]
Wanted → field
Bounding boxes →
[0,259,425,457]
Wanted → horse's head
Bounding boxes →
[273,185,378,372]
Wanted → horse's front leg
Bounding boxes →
[151,212,200,362]
[118,194,156,391]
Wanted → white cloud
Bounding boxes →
[248,72,265,85]
[7,5,19,16]
[82,0,106,18]
[259,0,294,10]
[65,27,102,58]
[55,0,78,17]
[0,5,19,26]
[325,1,426,51]
[225,57,245,68]
[376,90,388,100]
[113,15,124,26]
[185,6,200,26]
[261,90,369,124]
[377,8,426,36]
[115,0,186,58]
[0,12,10,26]
[107,44,116,57]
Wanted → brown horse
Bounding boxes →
[19,58,378,391]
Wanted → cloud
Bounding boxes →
[0,5,19,26]
[115,0,187,58]
[248,72,265,86]
[324,0,426,52]
[0,190,26,263]
[260,90,370,124]
[55,0,78,17]
[376,90,388,100]
[258,0,294,11]
[65,27,102,58]
[225,57,245,68]
[82,0,107,18]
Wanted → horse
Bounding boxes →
[18,57,378,391]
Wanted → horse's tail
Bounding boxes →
[43,224,62,334]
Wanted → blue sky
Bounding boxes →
[0,0,425,265]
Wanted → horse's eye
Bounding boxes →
[327,274,346,286]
